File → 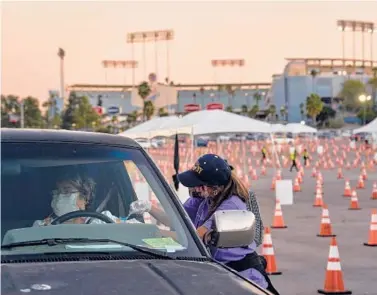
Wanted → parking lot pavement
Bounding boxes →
[253,165,377,295]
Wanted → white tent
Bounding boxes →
[118,116,180,139]
[268,123,317,134]
[150,110,272,138]
[353,118,377,134]
[285,123,317,133]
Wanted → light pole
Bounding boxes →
[359,94,372,125]
[58,48,65,101]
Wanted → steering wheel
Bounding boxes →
[51,211,115,225]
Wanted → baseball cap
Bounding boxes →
[178,154,232,188]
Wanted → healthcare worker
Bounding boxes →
[289,148,299,172]
[34,175,142,226]
[176,154,279,294]
[302,148,309,167]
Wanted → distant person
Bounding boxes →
[261,145,267,162]
[302,148,309,167]
[290,149,299,172]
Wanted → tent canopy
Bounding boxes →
[118,116,179,139]
[269,123,317,134]
[353,118,377,134]
[150,110,272,138]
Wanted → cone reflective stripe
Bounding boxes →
[343,180,352,197]
[262,227,282,275]
[317,205,336,237]
[271,199,287,228]
[314,188,324,207]
[349,190,361,210]
[293,178,301,192]
[357,175,365,189]
[372,182,377,200]
[318,237,352,294]
[364,209,377,247]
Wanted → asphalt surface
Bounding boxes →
[253,162,377,295]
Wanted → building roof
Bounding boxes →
[68,82,271,92]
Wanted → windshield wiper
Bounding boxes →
[1,238,174,260]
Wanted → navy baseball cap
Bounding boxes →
[178,154,232,188]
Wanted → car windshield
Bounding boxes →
[1,142,202,258]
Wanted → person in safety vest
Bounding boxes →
[289,148,298,172]
[261,146,267,162]
[302,148,309,167]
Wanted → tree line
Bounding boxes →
[2,73,377,131]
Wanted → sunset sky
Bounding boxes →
[2,0,377,102]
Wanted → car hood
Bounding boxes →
[1,259,267,295]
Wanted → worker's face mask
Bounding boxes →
[189,187,203,198]
[51,192,80,217]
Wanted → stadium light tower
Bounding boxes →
[127,30,174,83]
[102,60,138,88]
[337,20,375,66]
[211,59,246,84]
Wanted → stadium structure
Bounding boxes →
[66,57,377,123]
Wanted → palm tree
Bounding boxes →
[158,107,169,117]
[253,91,262,107]
[248,105,259,118]
[280,106,287,122]
[369,67,377,110]
[268,104,276,121]
[144,100,155,120]
[306,93,324,126]
[137,81,151,121]
[225,84,234,109]
[310,69,317,93]
[241,104,248,115]
[126,110,138,127]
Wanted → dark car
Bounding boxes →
[1,129,269,295]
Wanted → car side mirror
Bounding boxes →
[208,210,256,248]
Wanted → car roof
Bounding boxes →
[1,128,140,148]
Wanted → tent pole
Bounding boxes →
[191,128,195,163]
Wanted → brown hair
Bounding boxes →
[205,171,249,221]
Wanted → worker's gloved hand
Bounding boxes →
[129,200,152,216]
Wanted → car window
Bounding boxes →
[1,142,202,257]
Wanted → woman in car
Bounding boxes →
[170,154,278,294]
[33,175,141,226]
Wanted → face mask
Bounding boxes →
[190,190,203,198]
[51,193,80,217]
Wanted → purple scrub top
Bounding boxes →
[183,195,268,289]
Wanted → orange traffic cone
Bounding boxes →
[271,177,276,191]
[314,187,324,207]
[343,180,352,197]
[262,227,282,275]
[364,209,377,247]
[337,168,343,179]
[318,237,351,294]
[357,175,365,189]
[372,182,377,200]
[293,178,301,192]
[349,190,361,210]
[271,199,287,229]
[261,166,266,176]
[317,205,336,237]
